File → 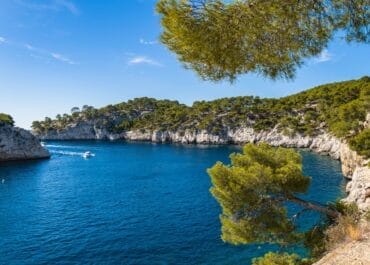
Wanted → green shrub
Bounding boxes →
[329,99,367,137]
[252,252,307,265]
[304,225,326,259]
[0,113,15,126]
[349,129,370,158]
[114,120,133,133]
[325,202,363,250]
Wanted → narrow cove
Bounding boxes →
[0,141,345,265]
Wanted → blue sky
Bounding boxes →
[0,0,369,129]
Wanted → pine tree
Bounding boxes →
[157,0,369,81]
[208,143,339,245]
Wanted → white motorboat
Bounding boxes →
[83,151,93,158]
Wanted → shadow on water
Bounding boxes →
[0,158,49,175]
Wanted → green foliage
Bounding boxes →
[329,99,368,137]
[252,252,306,265]
[208,143,311,245]
[208,146,367,263]
[208,143,345,263]
[349,129,370,158]
[114,120,133,132]
[156,0,369,82]
[0,113,15,126]
[333,201,361,221]
[303,226,326,259]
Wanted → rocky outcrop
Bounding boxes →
[0,124,50,161]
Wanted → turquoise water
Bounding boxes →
[0,141,345,265]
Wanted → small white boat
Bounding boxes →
[82,151,93,159]
[40,141,46,147]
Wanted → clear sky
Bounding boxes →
[0,0,369,129]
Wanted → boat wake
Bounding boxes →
[45,144,86,149]
[49,150,86,157]
[44,143,96,158]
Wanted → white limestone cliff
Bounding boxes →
[0,124,50,161]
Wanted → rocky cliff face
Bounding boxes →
[313,231,370,265]
[0,124,50,161]
[37,121,341,149]
[35,117,370,211]
[340,115,370,212]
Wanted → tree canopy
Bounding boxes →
[0,113,15,127]
[252,252,306,265]
[349,128,370,158]
[157,0,369,81]
[208,143,338,246]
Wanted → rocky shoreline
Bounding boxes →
[0,124,50,162]
[36,118,370,212]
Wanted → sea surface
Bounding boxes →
[0,141,345,265]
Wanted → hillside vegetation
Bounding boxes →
[32,77,370,155]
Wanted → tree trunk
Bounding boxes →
[287,195,340,219]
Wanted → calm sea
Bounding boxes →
[0,141,345,265]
